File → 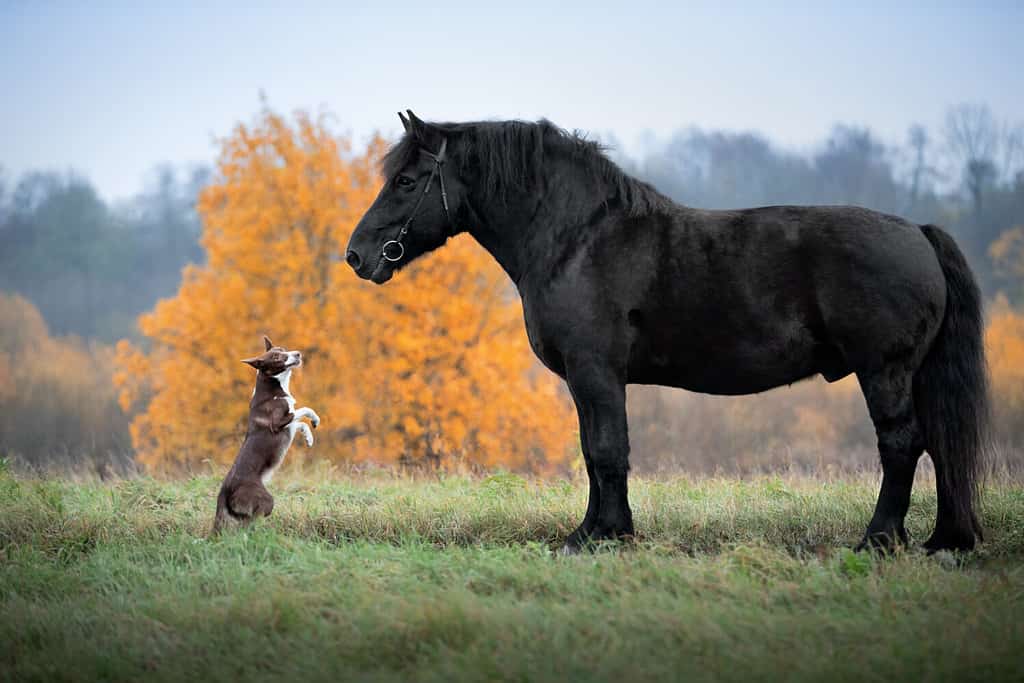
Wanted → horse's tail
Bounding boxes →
[914,224,989,550]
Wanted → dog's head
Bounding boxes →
[241,336,302,376]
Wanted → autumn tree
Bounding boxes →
[0,293,131,474]
[991,226,1024,302]
[115,108,575,474]
[985,295,1024,451]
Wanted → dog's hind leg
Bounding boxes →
[228,482,275,521]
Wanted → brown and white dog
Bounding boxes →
[212,336,320,533]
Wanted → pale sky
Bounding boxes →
[1,1,1022,201]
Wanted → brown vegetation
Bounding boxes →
[0,293,133,475]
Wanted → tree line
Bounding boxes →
[616,103,1024,298]
[1,102,1022,474]
[0,165,208,342]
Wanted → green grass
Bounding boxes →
[2,467,1023,682]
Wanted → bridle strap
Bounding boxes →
[381,138,453,263]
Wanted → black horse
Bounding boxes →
[346,111,988,553]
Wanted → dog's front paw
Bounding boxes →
[309,411,321,429]
[304,431,314,447]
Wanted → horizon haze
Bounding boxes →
[2,1,1022,200]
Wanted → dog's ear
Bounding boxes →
[242,357,264,370]
[263,335,273,351]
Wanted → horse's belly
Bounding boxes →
[627,329,838,395]
[633,365,817,395]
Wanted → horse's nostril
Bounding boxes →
[345,250,362,270]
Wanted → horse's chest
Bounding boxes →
[522,301,567,378]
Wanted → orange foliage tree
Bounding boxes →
[991,226,1024,301]
[115,108,575,473]
[985,294,1024,449]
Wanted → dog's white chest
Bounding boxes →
[261,391,304,486]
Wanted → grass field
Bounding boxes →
[2,464,1023,682]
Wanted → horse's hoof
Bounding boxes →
[856,538,901,555]
[856,524,908,554]
[560,532,589,555]
[559,543,582,556]
[922,528,976,554]
[856,538,899,554]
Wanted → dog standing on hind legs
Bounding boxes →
[212,336,320,534]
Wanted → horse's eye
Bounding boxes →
[395,175,414,188]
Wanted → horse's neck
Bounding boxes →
[465,185,580,288]
[468,219,531,286]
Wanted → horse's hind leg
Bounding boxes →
[857,368,924,551]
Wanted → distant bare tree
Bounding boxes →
[814,125,902,212]
[1001,124,1024,183]
[906,124,939,209]
[945,103,1005,217]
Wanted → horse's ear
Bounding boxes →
[405,110,444,152]
[406,110,431,139]
[398,111,410,132]
[263,335,273,351]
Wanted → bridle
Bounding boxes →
[381,138,453,263]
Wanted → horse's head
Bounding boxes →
[346,110,465,284]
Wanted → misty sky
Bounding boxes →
[1,1,1022,201]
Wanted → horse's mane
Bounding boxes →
[382,119,671,219]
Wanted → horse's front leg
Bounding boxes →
[561,361,633,554]
[563,399,600,553]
